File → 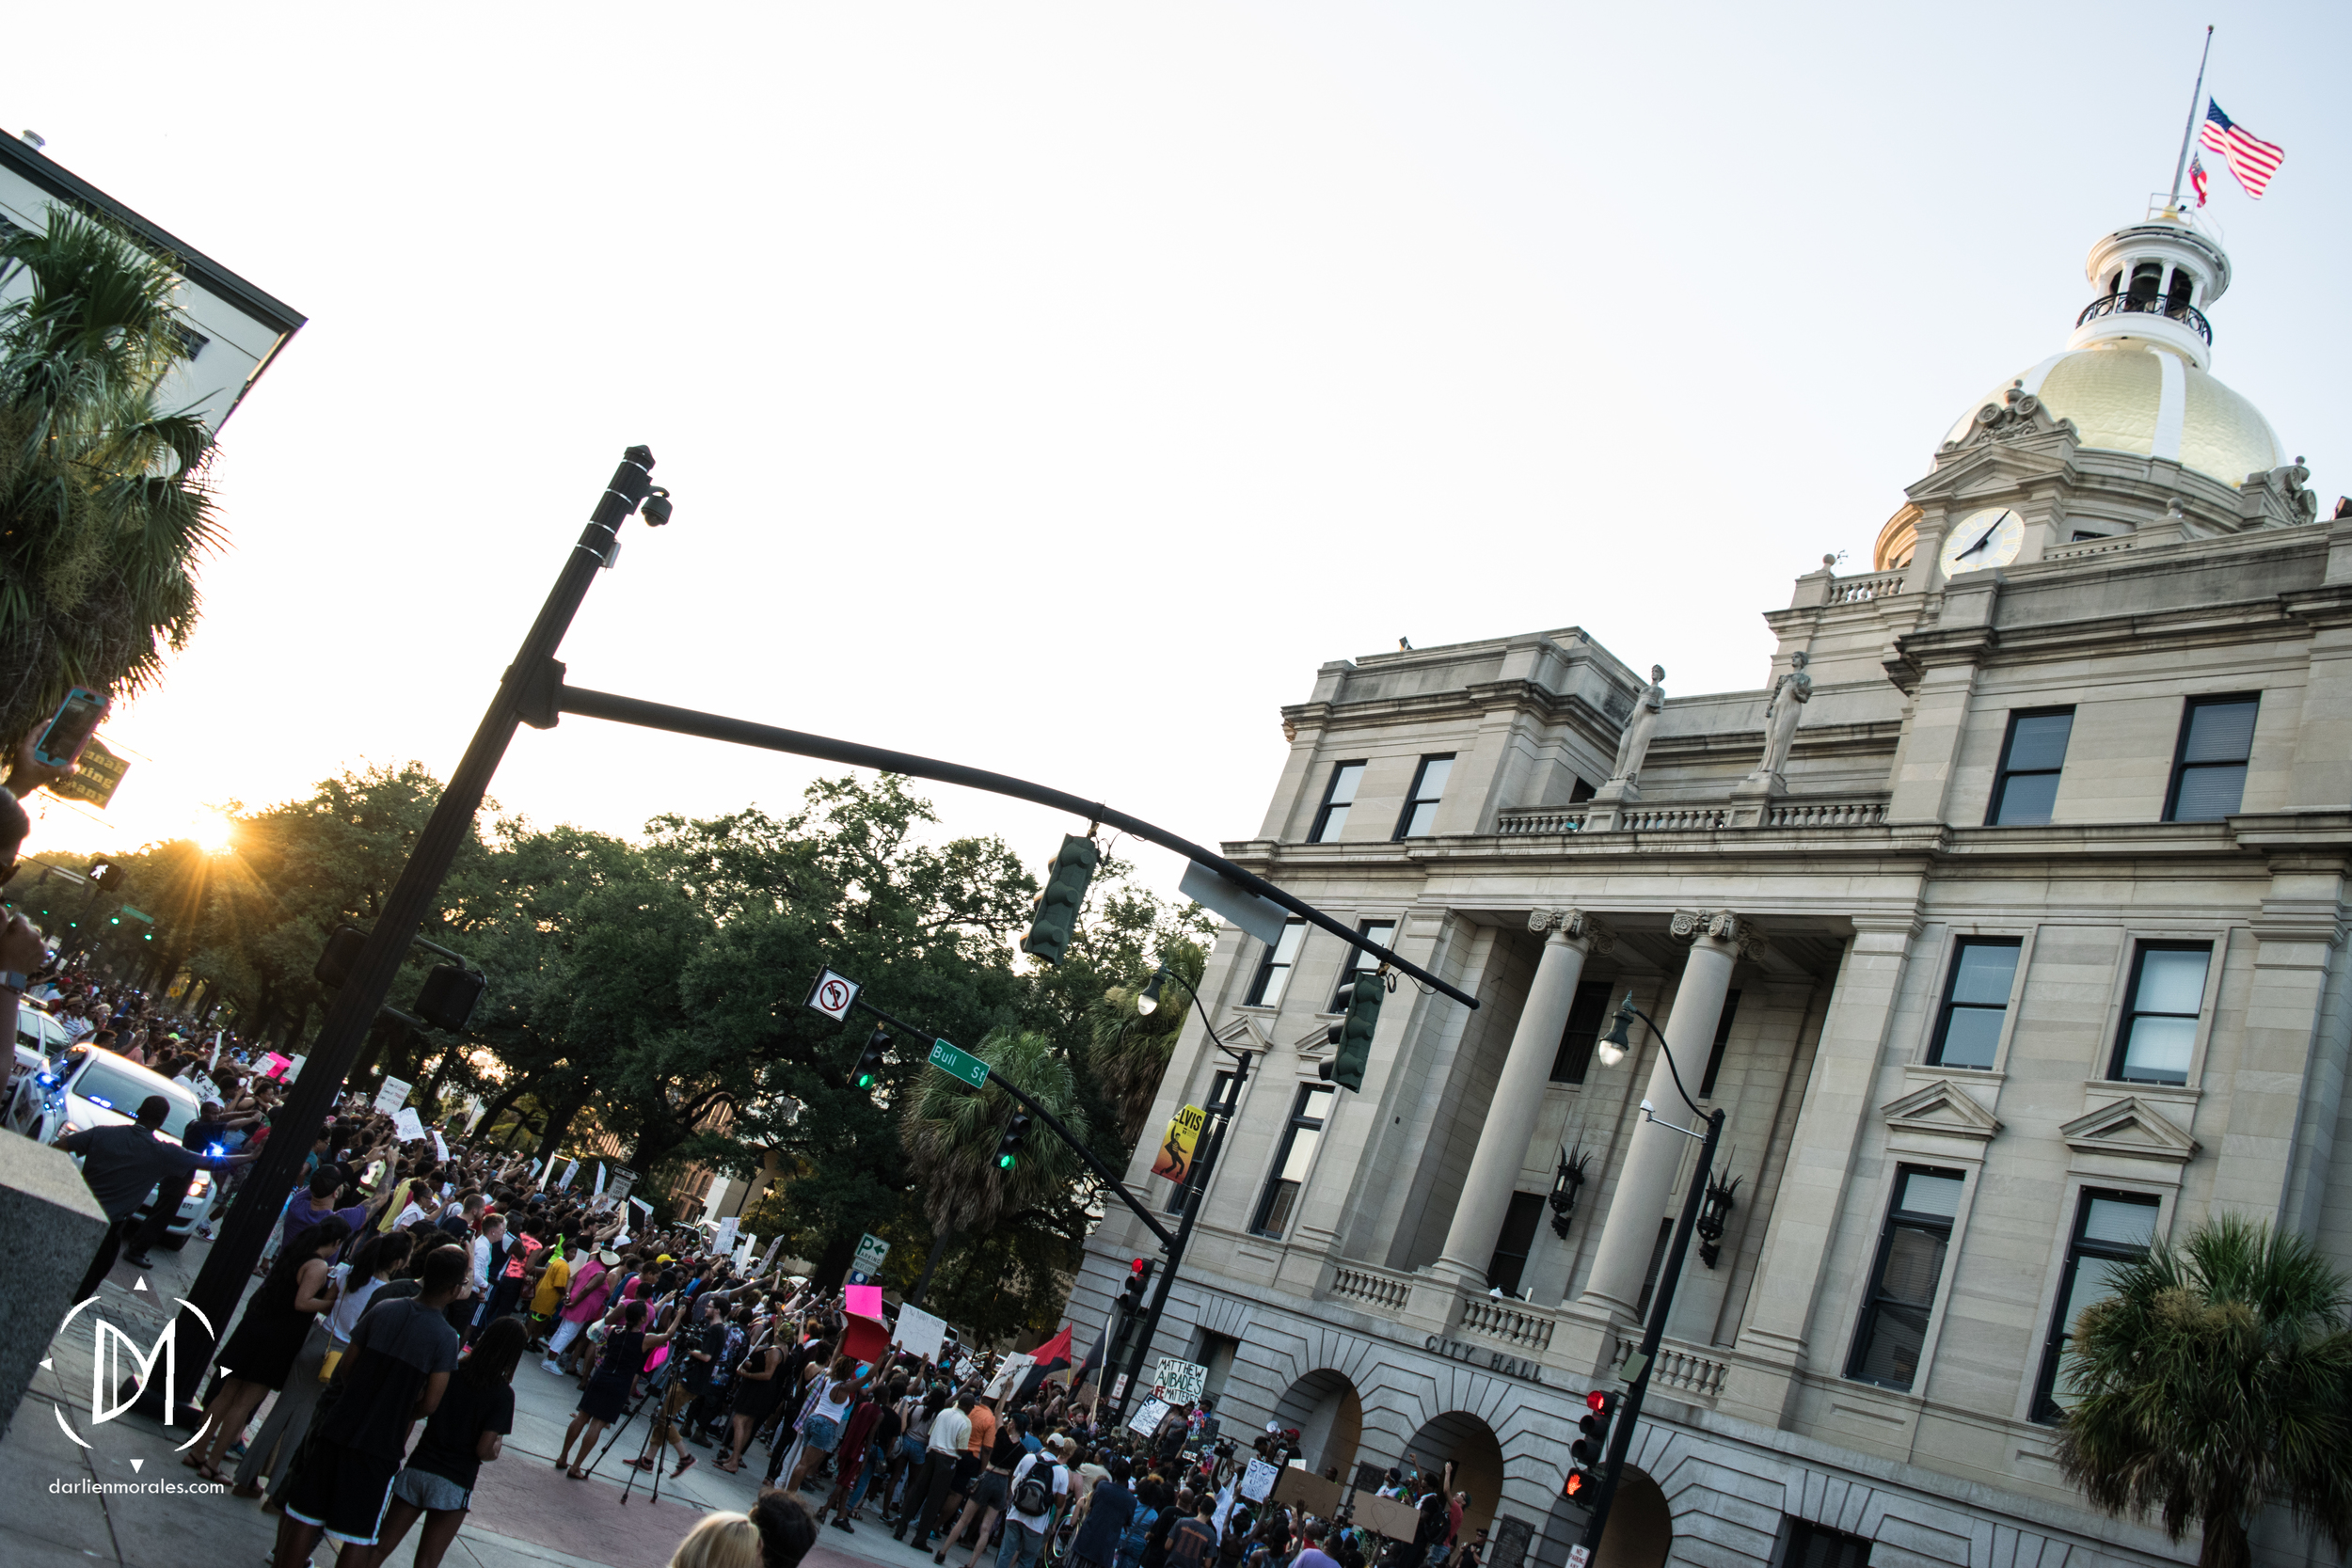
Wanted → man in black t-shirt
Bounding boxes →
[275,1244,465,1567]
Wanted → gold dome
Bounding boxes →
[1943,342,2283,488]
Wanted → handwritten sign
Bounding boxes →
[373,1076,412,1114]
[1238,1458,1280,1502]
[393,1108,426,1143]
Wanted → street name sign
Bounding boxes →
[929,1037,990,1088]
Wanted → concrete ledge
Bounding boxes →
[0,1132,105,1438]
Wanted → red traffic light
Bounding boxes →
[1130,1258,1148,1275]
[1563,1470,1588,1499]
[1584,1389,1610,1413]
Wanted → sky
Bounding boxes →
[9,2,2349,907]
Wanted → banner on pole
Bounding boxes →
[1150,1104,1206,1184]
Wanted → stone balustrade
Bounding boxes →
[1763,797,1888,829]
[1612,1331,1730,1400]
[1829,570,1906,604]
[1329,1262,1413,1314]
[1617,804,1732,832]
[2046,534,2138,562]
[1494,806,1590,836]
[1459,1296,1557,1354]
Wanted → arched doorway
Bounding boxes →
[1596,1466,1672,1568]
[1397,1411,1506,1544]
[1271,1370,1362,1480]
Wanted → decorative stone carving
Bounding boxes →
[1669,910,1767,958]
[1881,1079,2004,1144]
[1607,666,1665,784]
[2060,1097,2201,1165]
[1528,908,1615,954]
[1942,379,2079,451]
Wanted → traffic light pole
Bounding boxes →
[1576,1037,1725,1554]
[549,683,1475,1010]
[158,447,660,1415]
[1105,1050,1247,1424]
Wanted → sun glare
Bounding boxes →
[196,810,236,855]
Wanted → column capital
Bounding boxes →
[1528,908,1615,953]
[1670,908,1768,958]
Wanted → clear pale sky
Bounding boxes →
[9,3,2348,905]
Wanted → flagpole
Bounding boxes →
[2167,25,2215,210]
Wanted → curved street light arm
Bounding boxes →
[1619,1001,1708,1120]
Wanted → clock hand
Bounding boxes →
[1957,515,2005,559]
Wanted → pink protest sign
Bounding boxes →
[845,1284,884,1319]
[263,1053,294,1080]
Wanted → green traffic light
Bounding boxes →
[997,1152,1017,1170]
[855,1070,878,1089]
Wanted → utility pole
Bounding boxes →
[160,448,660,1415]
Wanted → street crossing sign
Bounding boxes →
[928,1037,990,1088]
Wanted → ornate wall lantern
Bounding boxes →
[1695,1168,1743,1268]
[1549,1145,1592,1239]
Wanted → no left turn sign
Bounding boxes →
[806,968,862,1022]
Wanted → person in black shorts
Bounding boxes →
[273,1243,467,1568]
[370,1315,525,1567]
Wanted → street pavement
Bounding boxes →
[1,1236,967,1568]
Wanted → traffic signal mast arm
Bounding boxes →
[844,993,1178,1252]
[548,681,1476,1011]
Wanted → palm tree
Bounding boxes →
[0,210,220,744]
[1087,939,1204,1149]
[899,1027,1089,1304]
[2058,1214,2352,1568]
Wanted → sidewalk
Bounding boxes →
[0,1238,960,1568]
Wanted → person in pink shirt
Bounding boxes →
[542,1247,618,1377]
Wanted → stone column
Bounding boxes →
[1431,910,1613,1287]
[1577,911,1756,1322]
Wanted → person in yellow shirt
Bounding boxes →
[526,1237,571,1348]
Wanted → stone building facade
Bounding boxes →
[1072,205,2345,1568]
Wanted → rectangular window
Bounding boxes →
[1846,1166,1965,1390]
[2108,942,2210,1085]
[1779,1520,1872,1568]
[1327,920,1395,1012]
[2033,1190,2160,1422]
[168,322,210,362]
[1164,1070,1235,1212]
[1698,990,1742,1098]
[1926,939,2021,1069]
[1245,919,1307,1008]
[2165,696,2258,822]
[1549,980,1616,1085]
[1311,762,1367,843]
[1392,754,1455,840]
[1988,709,2074,826]
[1249,1085,1335,1237]
[1486,1192,1547,1298]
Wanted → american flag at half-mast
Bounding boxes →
[2198,100,2284,198]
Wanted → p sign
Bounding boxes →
[806,968,862,1022]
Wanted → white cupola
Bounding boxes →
[2065,209,2230,371]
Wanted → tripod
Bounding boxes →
[616,1378,692,1507]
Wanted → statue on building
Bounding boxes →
[1756,651,1812,778]
[1608,665,1665,784]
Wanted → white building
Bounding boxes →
[1076,200,2341,1568]
[0,131,302,430]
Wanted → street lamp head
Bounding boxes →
[639,486,674,527]
[1137,969,1166,1017]
[1596,994,1636,1069]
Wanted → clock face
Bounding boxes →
[1939,507,2024,575]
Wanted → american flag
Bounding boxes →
[2188,153,2208,208]
[2198,100,2284,199]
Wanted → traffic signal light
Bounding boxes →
[315,925,365,989]
[1120,1257,1155,1313]
[995,1113,1033,1170]
[1564,1389,1617,1502]
[851,1028,890,1090]
[415,963,486,1032]
[1322,973,1383,1092]
[88,862,123,892]
[1019,834,1100,966]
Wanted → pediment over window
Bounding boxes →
[1216,1016,1273,1053]
[2060,1098,2200,1164]
[1881,1079,2003,1143]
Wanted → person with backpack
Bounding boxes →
[994,1434,1069,1568]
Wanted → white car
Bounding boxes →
[8,998,72,1101]
[7,1045,215,1247]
